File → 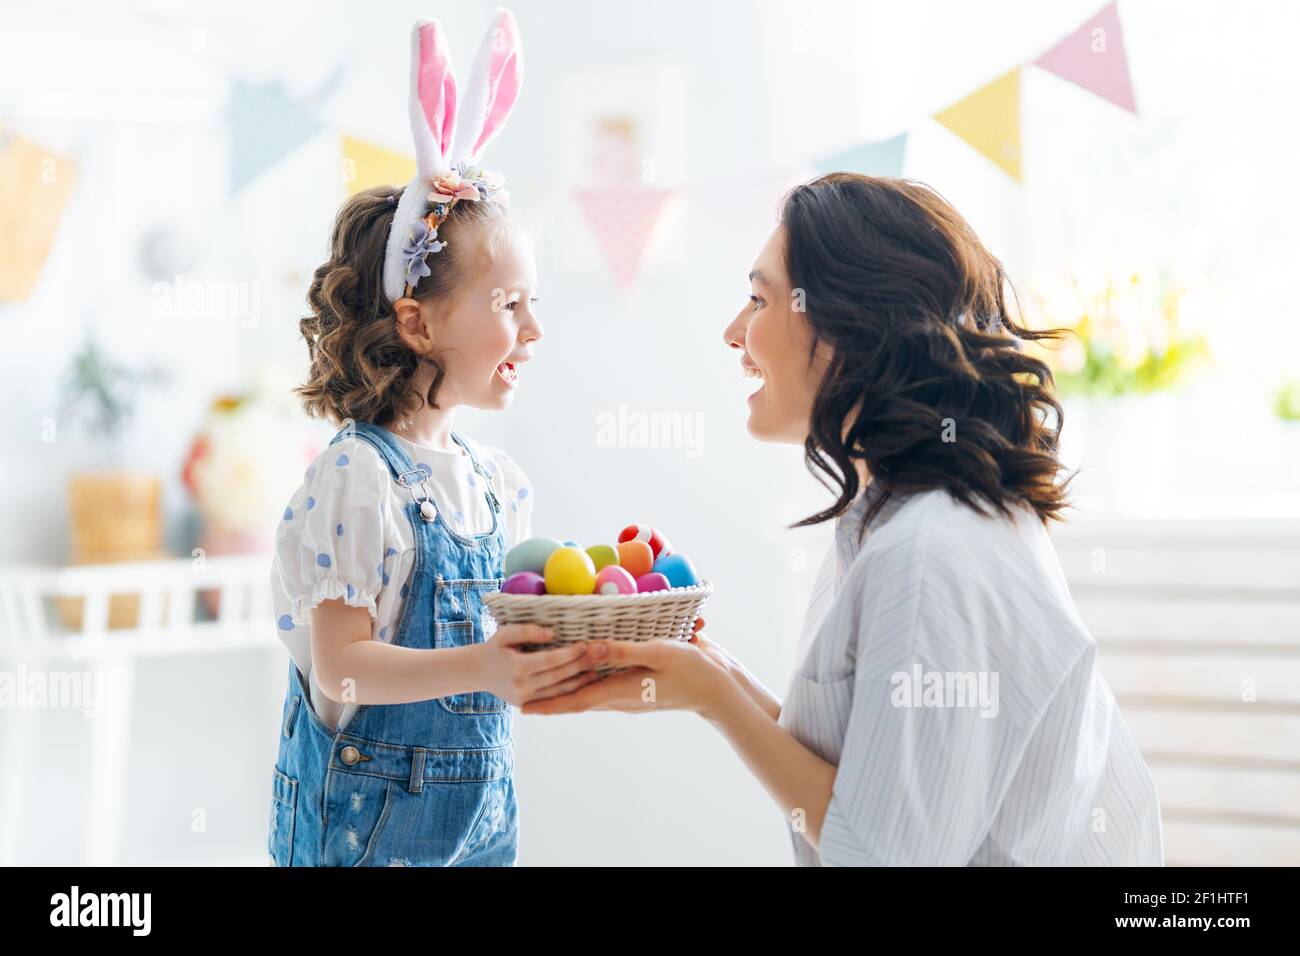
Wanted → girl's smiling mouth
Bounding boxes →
[496,361,518,386]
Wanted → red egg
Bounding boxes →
[617,524,672,559]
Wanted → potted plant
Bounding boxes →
[57,334,170,629]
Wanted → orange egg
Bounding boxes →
[615,539,654,579]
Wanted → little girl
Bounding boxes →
[266,11,600,867]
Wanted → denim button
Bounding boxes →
[339,745,361,766]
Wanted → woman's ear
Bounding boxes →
[393,296,432,351]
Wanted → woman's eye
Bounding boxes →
[749,294,764,310]
[504,301,518,311]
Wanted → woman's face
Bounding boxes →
[723,224,831,444]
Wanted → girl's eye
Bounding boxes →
[749,294,764,310]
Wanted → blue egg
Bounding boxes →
[504,537,563,577]
[652,553,699,588]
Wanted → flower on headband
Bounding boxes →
[429,171,481,205]
[401,217,446,288]
[427,163,509,206]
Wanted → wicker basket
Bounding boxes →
[483,579,713,674]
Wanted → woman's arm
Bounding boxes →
[690,632,782,721]
[524,638,835,849]
[703,671,834,848]
[310,599,605,706]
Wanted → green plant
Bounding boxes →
[1276,379,1300,422]
[1021,270,1211,399]
[59,334,170,444]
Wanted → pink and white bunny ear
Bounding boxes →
[451,7,523,168]
[408,19,458,179]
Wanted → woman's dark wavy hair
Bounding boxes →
[781,172,1073,533]
[294,184,509,428]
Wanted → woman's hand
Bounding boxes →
[473,624,606,706]
[519,622,742,718]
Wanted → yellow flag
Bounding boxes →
[339,134,415,197]
[0,131,77,301]
[933,69,1022,181]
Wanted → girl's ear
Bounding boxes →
[452,7,523,168]
[393,296,431,351]
[408,19,458,179]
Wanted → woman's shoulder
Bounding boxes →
[863,487,1048,566]
[847,487,1087,637]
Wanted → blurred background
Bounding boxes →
[1,0,1297,866]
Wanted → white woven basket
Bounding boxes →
[483,579,713,674]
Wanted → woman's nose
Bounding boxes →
[723,310,748,350]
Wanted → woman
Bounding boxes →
[524,173,1164,866]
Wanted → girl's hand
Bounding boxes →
[474,624,605,706]
[519,625,739,718]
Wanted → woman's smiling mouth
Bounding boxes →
[496,361,518,387]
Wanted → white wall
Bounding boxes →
[3,0,1298,865]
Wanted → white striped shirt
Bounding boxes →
[776,483,1164,866]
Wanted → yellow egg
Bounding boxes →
[544,546,597,595]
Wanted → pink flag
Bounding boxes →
[574,186,680,291]
[1034,1,1137,114]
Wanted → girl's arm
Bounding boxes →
[310,598,605,706]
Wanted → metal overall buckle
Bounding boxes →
[398,467,437,522]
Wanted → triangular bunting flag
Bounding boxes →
[814,133,908,177]
[0,130,77,302]
[339,135,415,197]
[1034,1,1138,113]
[1034,2,1137,114]
[933,68,1022,181]
[573,186,680,290]
[227,78,329,196]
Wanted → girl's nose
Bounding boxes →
[522,313,543,344]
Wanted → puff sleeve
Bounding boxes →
[485,447,534,544]
[272,438,393,625]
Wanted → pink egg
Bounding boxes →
[502,571,547,595]
[634,572,671,593]
[593,565,637,595]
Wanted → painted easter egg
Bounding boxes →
[617,524,673,559]
[501,571,547,595]
[563,540,581,548]
[634,572,671,593]
[593,565,637,595]
[652,553,699,588]
[504,537,562,577]
[585,544,620,572]
[615,539,654,579]
[544,546,597,595]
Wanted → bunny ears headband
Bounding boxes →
[382,9,523,303]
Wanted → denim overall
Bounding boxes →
[267,420,517,866]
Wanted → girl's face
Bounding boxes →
[723,224,831,444]
[426,224,542,411]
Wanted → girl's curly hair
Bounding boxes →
[780,173,1074,532]
[294,184,509,428]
